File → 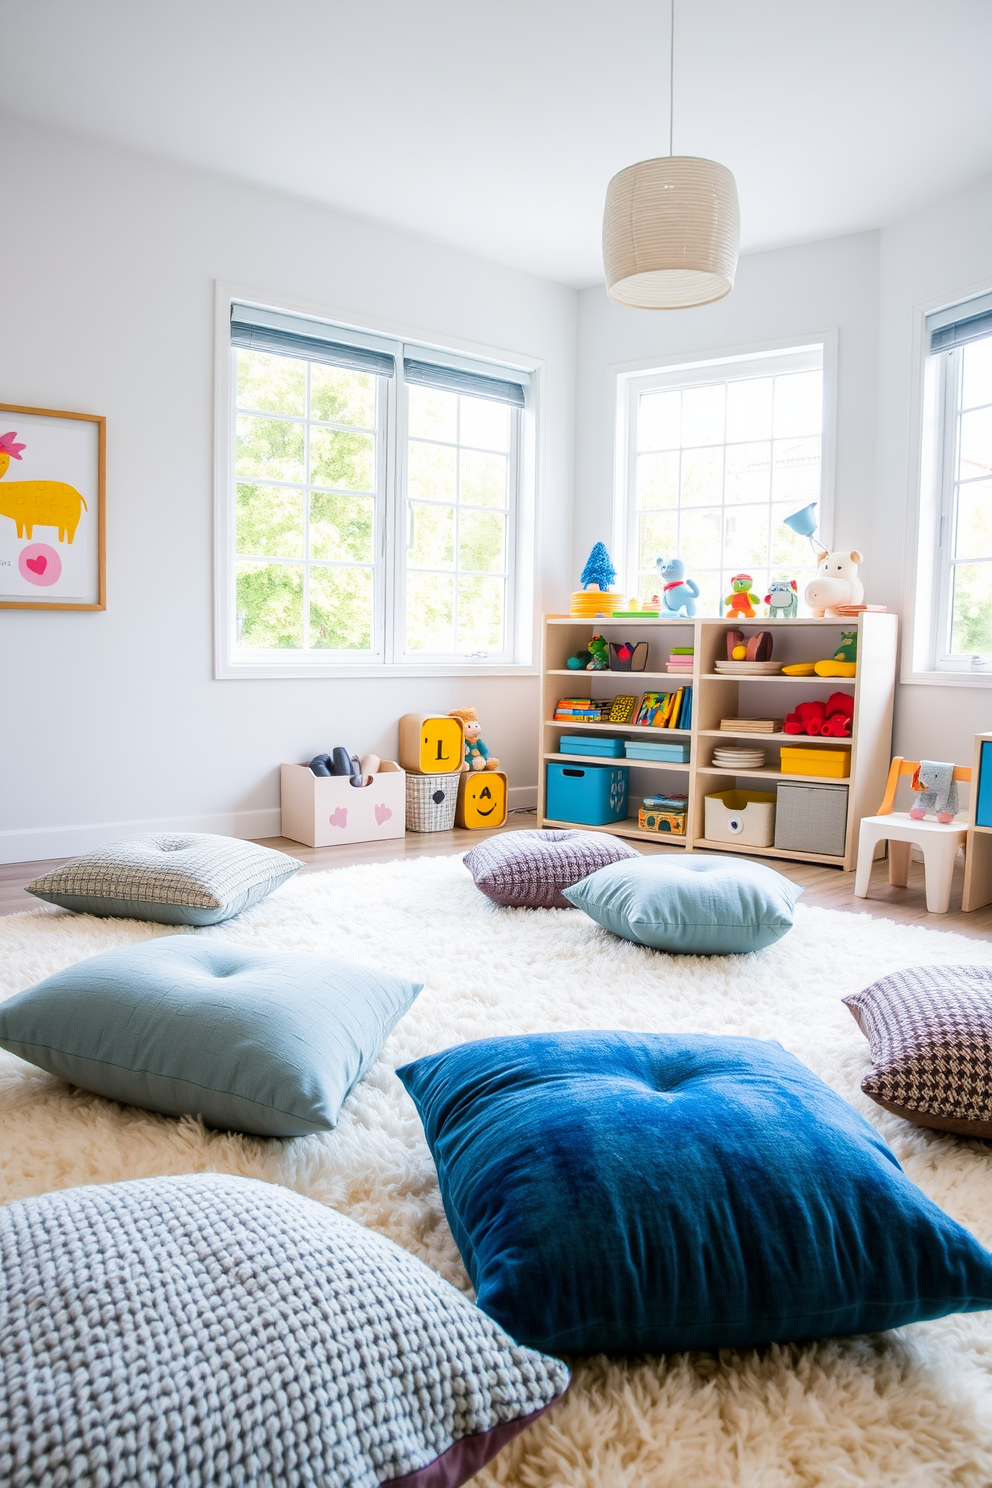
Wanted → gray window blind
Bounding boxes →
[231,304,395,377]
[403,357,527,407]
[927,291,992,354]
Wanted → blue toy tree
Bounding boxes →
[580,542,617,590]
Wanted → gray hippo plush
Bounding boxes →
[656,556,700,617]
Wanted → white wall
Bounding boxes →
[875,169,992,762]
[573,230,881,583]
[0,117,576,862]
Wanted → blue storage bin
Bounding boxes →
[977,741,992,827]
[559,735,627,758]
[546,762,628,825]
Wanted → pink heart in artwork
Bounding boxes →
[26,555,47,575]
[329,807,348,828]
[375,803,392,826]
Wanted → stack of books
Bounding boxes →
[719,717,781,734]
[666,646,694,675]
[554,698,601,722]
[635,688,692,729]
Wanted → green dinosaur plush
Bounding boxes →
[724,574,759,619]
[587,634,610,670]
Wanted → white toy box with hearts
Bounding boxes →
[280,761,406,847]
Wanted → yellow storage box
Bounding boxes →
[780,746,851,779]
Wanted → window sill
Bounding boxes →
[900,668,992,688]
[216,660,539,681]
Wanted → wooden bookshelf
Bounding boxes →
[539,612,898,871]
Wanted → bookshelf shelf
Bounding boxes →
[539,613,898,871]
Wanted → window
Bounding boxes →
[618,345,826,614]
[919,295,992,672]
[220,302,529,674]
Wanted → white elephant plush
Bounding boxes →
[804,550,864,617]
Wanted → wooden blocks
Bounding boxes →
[398,714,465,775]
[456,771,508,829]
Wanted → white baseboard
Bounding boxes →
[0,787,540,866]
[0,807,283,866]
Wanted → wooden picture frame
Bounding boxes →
[0,402,106,611]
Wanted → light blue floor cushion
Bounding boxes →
[563,852,802,953]
[0,937,421,1136]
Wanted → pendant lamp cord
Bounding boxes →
[668,0,675,156]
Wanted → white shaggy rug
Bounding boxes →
[3,856,992,1487]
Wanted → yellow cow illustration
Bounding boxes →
[0,430,88,544]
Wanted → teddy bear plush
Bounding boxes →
[448,708,499,771]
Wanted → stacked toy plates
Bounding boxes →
[570,589,624,617]
[711,745,767,769]
[713,660,783,676]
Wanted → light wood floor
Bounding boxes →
[3,814,991,938]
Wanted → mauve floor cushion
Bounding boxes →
[845,964,992,1137]
[26,832,301,925]
[0,938,421,1136]
[398,1031,992,1356]
[463,828,639,909]
[0,1174,568,1488]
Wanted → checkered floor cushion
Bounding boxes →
[844,965,992,1137]
[0,1174,568,1488]
[27,832,301,925]
[464,828,639,909]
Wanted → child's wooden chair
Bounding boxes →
[854,757,971,913]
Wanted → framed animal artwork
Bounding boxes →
[0,403,106,610]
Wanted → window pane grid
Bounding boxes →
[941,338,992,658]
[404,385,514,658]
[234,349,381,655]
[630,365,822,612]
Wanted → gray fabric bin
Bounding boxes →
[774,782,849,857]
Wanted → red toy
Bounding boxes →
[782,692,854,738]
[783,700,827,735]
[822,691,854,737]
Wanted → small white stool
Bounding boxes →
[855,813,967,913]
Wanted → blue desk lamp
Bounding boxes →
[782,503,822,559]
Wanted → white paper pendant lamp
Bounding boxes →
[603,0,740,310]
[603,155,740,309]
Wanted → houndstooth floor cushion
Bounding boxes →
[0,1173,568,1488]
[845,964,992,1137]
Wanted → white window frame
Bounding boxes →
[611,335,836,602]
[907,290,992,684]
[214,282,539,679]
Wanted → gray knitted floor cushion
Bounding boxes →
[0,1173,569,1488]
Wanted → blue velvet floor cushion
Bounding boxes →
[0,938,421,1137]
[398,1032,992,1356]
[563,854,802,954]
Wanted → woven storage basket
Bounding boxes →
[405,771,460,833]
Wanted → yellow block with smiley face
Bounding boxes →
[456,770,508,829]
[399,713,465,775]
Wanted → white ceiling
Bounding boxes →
[3,0,992,287]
